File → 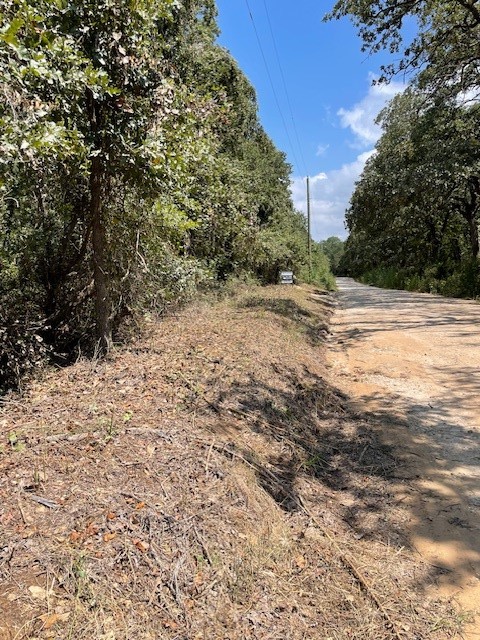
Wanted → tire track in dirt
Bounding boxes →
[328,278,480,638]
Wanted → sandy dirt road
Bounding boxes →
[328,278,480,637]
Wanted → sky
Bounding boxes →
[215,0,409,240]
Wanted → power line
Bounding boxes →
[243,0,302,173]
[261,0,309,177]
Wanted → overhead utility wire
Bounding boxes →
[261,0,309,177]
[243,0,301,173]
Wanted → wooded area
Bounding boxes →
[0,0,334,392]
[329,0,480,296]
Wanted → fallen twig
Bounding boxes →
[124,427,172,440]
[43,432,94,444]
[39,427,171,445]
[26,494,59,509]
[17,495,28,524]
[193,525,213,566]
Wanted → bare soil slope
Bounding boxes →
[0,285,463,639]
[329,278,480,638]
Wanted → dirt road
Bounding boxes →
[329,278,480,636]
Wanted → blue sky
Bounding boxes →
[215,0,408,240]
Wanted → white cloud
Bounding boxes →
[310,172,327,184]
[337,73,406,148]
[291,151,376,241]
[316,143,330,157]
[290,74,406,240]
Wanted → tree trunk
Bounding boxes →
[467,215,479,259]
[90,155,112,354]
[457,178,480,260]
[467,178,480,259]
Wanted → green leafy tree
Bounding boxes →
[341,87,480,294]
[0,0,215,352]
[0,0,333,390]
[326,0,480,97]
[320,236,345,274]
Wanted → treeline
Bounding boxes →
[0,0,332,391]
[329,0,480,297]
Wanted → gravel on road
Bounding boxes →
[329,278,480,637]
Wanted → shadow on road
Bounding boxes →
[209,360,480,592]
[334,278,480,346]
[330,278,480,623]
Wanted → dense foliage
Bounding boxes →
[0,0,331,391]
[328,0,480,296]
[319,236,345,275]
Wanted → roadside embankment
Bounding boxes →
[0,285,463,639]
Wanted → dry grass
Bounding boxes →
[0,285,465,639]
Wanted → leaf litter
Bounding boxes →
[0,285,465,639]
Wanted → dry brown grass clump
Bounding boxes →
[0,285,465,639]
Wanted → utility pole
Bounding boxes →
[307,176,312,281]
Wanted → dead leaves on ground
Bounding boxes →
[0,286,465,639]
